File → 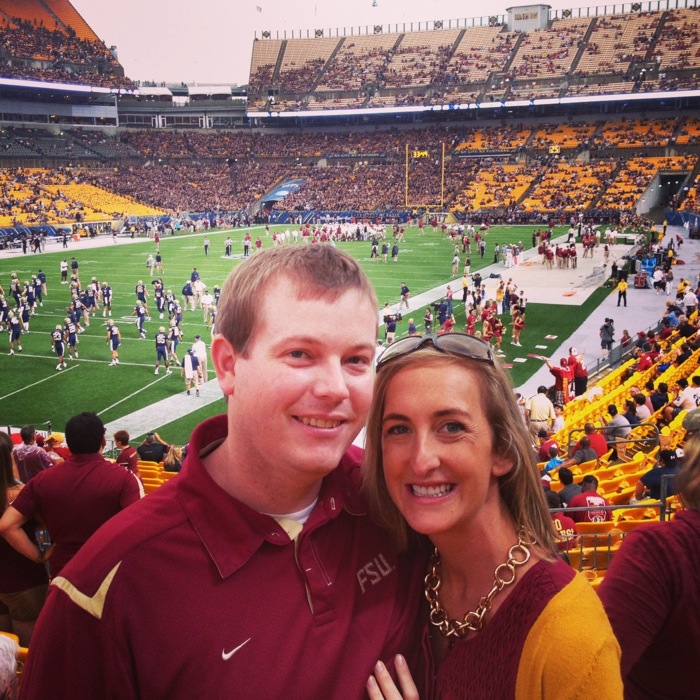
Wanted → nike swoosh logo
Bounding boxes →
[222,638,251,661]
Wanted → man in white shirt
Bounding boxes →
[663,377,697,424]
[191,335,208,383]
[682,288,698,316]
[200,289,214,324]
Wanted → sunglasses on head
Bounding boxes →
[376,332,495,371]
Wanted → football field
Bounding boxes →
[0,223,605,445]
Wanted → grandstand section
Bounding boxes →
[248,1,700,118]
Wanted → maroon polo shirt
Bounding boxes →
[12,453,142,576]
[20,414,427,700]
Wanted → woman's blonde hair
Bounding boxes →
[363,347,559,556]
[163,445,183,471]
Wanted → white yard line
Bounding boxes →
[0,364,77,401]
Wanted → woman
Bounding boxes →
[363,334,622,699]
[599,433,700,699]
[163,446,183,473]
[622,398,640,426]
[511,310,525,347]
[0,431,48,647]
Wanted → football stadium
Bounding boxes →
[1,0,699,696]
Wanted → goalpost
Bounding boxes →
[404,142,446,210]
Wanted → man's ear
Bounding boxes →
[210,335,238,396]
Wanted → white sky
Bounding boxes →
[70,0,577,86]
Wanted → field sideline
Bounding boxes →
[0,223,609,445]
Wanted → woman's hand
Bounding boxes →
[366,655,419,700]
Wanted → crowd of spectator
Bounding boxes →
[0,113,697,221]
[246,6,700,112]
[0,17,134,90]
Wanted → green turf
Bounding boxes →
[0,223,603,444]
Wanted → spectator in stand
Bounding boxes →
[632,448,682,502]
[364,333,621,699]
[663,377,696,424]
[599,405,631,459]
[599,435,700,700]
[536,429,558,462]
[545,490,579,555]
[558,436,599,471]
[43,434,70,462]
[542,445,564,474]
[649,382,670,413]
[551,403,566,434]
[163,446,183,473]
[622,399,640,426]
[0,413,142,578]
[566,475,612,523]
[557,467,582,507]
[676,315,697,339]
[114,431,139,477]
[545,357,574,405]
[632,393,652,422]
[136,432,169,463]
[571,423,609,459]
[567,347,588,396]
[13,425,53,483]
[0,431,48,647]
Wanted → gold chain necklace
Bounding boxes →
[424,528,535,640]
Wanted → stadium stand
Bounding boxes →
[0,0,133,90]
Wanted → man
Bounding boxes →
[200,288,214,323]
[633,449,681,502]
[558,436,598,470]
[663,377,697,424]
[133,301,147,339]
[203,237,210,256]
[114,431,139,477]
[399,281,410,310]
[224,236,232,257]
[567,475,612,523]
[181,279,195,312]
[616,278,628,307]
[536,429,558,462]
[64,316,78,360]
[567,347,588,396]
[557,467,582,508]
[101,281,112,318]
[106,320,121,366]
[649,382,670,412]
[0,413,142,577]
[191,334,208,383]
[545,357,574,405]
[136,432,169,463]
[13,425,53,482]
[599,405,631,459]
[7,311,22,355]
[19,246,425,699]
[154,326,171,375]
[600,317,615,356]
[525,385,556,438]
[51,324,67,371]
[570,423,609,459]
[182,347,201,396]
